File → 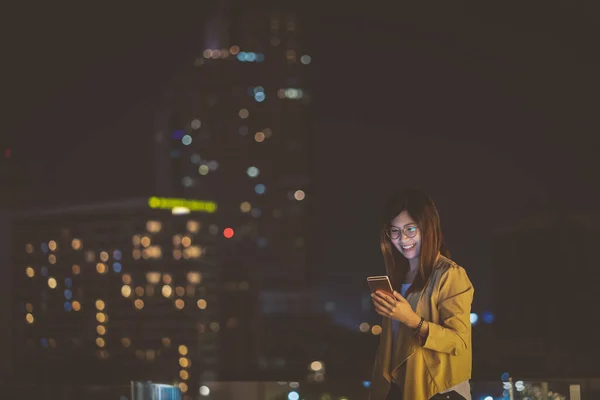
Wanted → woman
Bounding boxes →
[370,188,474,400]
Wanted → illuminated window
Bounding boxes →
[112,262,122,273]
[246,166,259,178]
[286,49,297,63]
[25,243,33,254]
[100,251,109,262]
[371,325,382,335]
[175,299,185,310]
[254,184,266,195]
[96,313,107,323]
[254,131,265,142]
[96,338,105,348]
[25,266,34,278]
[191,118,201,130]
[178,345,188,355]
[301,55,312,65]
[122,274,132,285]
[181,134,192,145]
[238,109,249,119]
[72,264,81,275]
[294,190,306,201]
[134,299,144,310]
[181,236,192,247]
[240,202,252,213]
[180,370,189,380]
[162,285,173,298]
[140,236,151,248]
[162,337,171,348]
[96,263,107,274]
[198,165,209,175]
[163,274,172,284]
[173,249,182,260]
[97,325,106,335]
[25,313,34,324]
[48,254,56,264]
[172,235,182,247]
[48,241,57,251]
[132,235,141,246]
[95,300,105,311]
[197,299,207,310]
[85,250,95,263]
[48,277,57,289]
[179,382,188,393]
[229,45,240,55]
[72,301,81,311]
[121,285,132,298]
[179,357,190,368]
[121,337,132,347]
[135,286,144,297]
[187,272,201,284]
[144,245,162,259]
[175,286,185,297]
[146,272,161,284]
[187,220,200,233]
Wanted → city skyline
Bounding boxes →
[2,2,600,395]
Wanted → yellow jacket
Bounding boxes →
[370,255,474,399]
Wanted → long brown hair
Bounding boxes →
[380,188,450,292]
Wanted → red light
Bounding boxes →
[4,148,11,159]
[223,228,234,239]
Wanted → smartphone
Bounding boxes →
[367,275,394,296]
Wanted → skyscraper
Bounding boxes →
[11,2,315,395]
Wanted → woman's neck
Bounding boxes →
[404,259,420,283]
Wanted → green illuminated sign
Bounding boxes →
[148,197,217,213]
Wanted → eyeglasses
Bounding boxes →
[386,224,419,240]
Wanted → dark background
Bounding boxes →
[2,0,600,382]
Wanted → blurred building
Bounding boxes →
[10,1,316,395]
[156,0,314,291]
[491,209,600,377]
[154,0,316,378]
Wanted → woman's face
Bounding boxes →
[389,211,422,261]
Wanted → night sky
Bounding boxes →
[4,3,600,328]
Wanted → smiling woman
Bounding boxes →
[370,188,474,400]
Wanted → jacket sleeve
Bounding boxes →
[422,266,474,356]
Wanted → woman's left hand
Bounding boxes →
[372,291,420,328]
